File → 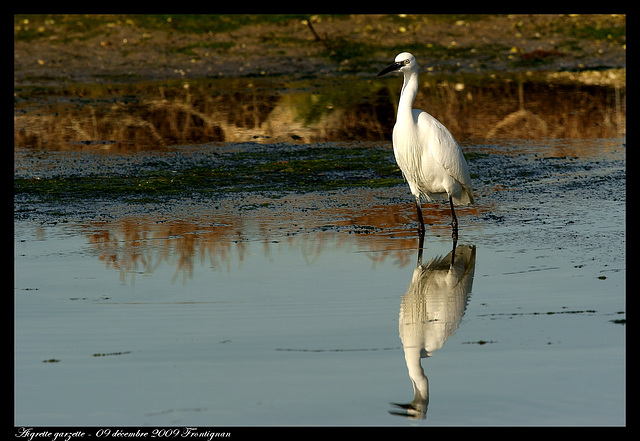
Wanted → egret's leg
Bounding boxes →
[415,198,425,234]
[449,196,458,241]
[417,229,425,267]
[450,234,457,265]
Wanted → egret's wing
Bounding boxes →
[416,111,474,203]
[416,111,470,185]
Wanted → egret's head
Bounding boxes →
[377,52,417,76]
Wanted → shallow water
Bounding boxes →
[14,138,625,426]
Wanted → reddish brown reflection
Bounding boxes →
[80,194,483,284]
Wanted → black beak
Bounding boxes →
[377,61,402,77]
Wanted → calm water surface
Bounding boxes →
[14,139,625,426]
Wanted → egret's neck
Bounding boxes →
[398,70,419,118]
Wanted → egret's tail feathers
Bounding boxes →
[454,186,474,205]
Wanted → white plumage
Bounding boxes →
[391,243,476,419]
[378,52,474,239]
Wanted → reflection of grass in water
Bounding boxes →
[15,71,625,150]
[14,146,404,201]
[291,79,388,125]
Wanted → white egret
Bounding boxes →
[378,52,474,239]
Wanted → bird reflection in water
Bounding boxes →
[390,234,476,419]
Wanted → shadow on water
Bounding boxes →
[390,234,476,420]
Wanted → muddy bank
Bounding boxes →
[14,14,625,85]
[14,139,625,255]
[14,143,403,206]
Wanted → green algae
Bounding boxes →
[14,145,404,202]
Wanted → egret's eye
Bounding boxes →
[404,59,410,65]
